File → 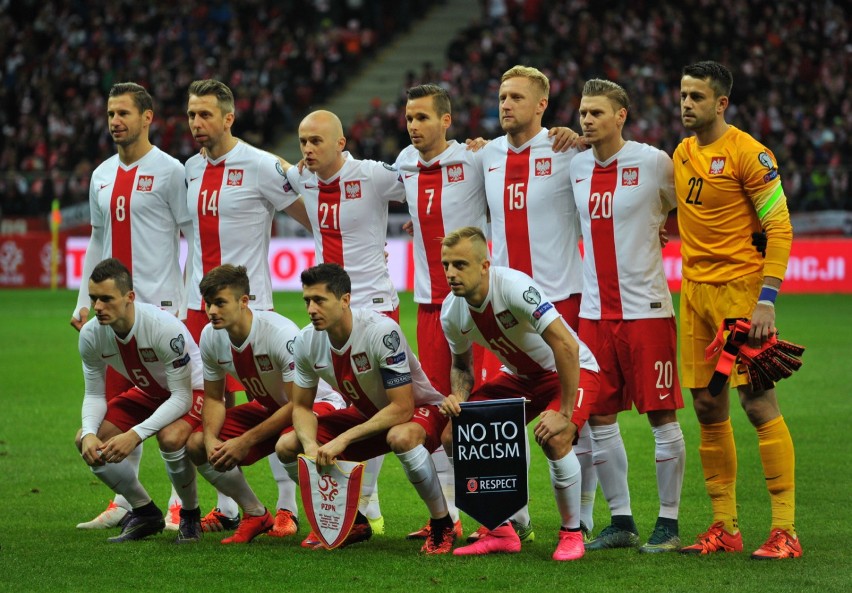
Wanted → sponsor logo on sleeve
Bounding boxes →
[763,169,779,183]
[382,162,397,172]
[497,310,518,329]
[532,302,554,320]
[282,179,294,193]
[344,180,362,199]
[226,169,244,186]
[447,164,465,182]
[276,161,286,176]
[382,330,401,352]
[621,167,639,186]
[172,353,191,368]
[534,158,552,176]
[353,352,372,372]
[136,176,154,191]
[286,339,295,355]
[758,152,775,169]
[169,334,185,356]
[140,348,158,362]
[385,352,407,365]
[255,354,274,372]
[522,286,541,306]
[709,157,726,175]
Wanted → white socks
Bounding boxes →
[431,447,459,523]
[358,455,384,520]
[198,462,265,517]
[268,453,298,515]
[652,422,685,520]
[575,423,597,531]
[160,447,198,510]
[397,445,448,519]
[591,422,632,517]
[92,457,151,509]
[549,449,582,529]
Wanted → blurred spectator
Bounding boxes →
[0,0,405,213]
[346,0,850,212]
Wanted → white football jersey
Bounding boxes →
[481,129,583,301]
[395,141,488,304]
[441,266,598,377]
[569,141,676,320]
[287,154,402,312]
[200,310,344,412]
[77,147,189,316]
[79,302,203,440]
[294,308,444,418]
[185,141,299,311]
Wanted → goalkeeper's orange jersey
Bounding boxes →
[674,125,792,284]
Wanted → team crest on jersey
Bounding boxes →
[227,169,244,186]
[522,286,541,306]
[447,164,465,183]
[255,354,273,372]
[140,348,158,362]
[382,330,401,352]
[169,334,185,356]
[136,176,154,192]
[534,158,552,176]
[353,352,371,372]
[344,180,362,199]
[621,167,639,186]
[497,310,518,329]
[709,157,726,175]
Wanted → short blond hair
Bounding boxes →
[582,79,630,111]
[441,226,488,261]
[501,65,550,98]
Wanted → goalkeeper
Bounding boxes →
[674,61,801,560]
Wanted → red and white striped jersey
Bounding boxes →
[79,302,203,440]
[185,142,299,311]
[287,154,403,312]
[480,129,583,301]
[78,147,188,316]
[569,141,676,320]
[395,141,488,304]
[199,310,344,412]
[441,266,598,377]
[294,309,443,418]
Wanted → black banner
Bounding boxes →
[453,398,528,530]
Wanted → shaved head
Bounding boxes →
[299,110,347,179]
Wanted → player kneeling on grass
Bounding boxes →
[275,263,457,554]
[438,227,600,561]
[186,264,346,544]
[75,258,205,543]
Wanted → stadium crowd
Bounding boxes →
[0,0,848,215]
[345,0,851,213]
[0,0,409,216]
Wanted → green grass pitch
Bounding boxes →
[0,290,849,592]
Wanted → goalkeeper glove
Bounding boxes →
[705,318,805,396]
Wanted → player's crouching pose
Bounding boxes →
[186,264,345,544]
[275,263,457,554]
[75,258,204,543]
[438,227,600,561]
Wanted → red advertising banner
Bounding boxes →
[659,238,852,293]
[0,232,66,288]
[61,236,852,294]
